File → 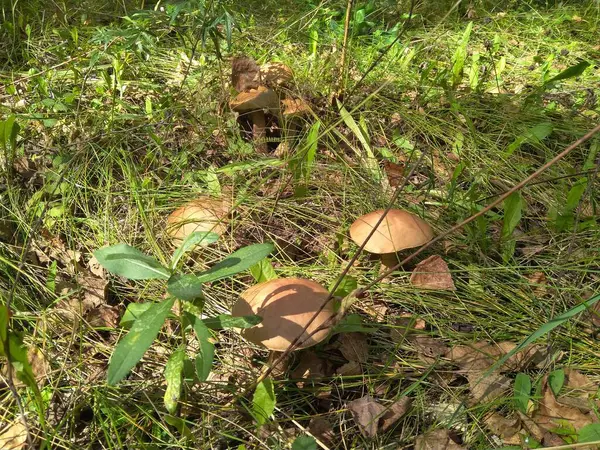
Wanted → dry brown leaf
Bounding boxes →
[380,397,412,432]
[291,351,329,387]
[308,417,334,445]
[518,411,544,442]
[525,271,548,297]
[28,346,50,383]
[87,305,120,328]
[590,301,600,327]
[448,341,547,373]
[87,255,105,279]
[0,422,27,450]
[338,332,369,363]
[484,412,521,444]
[336,361,362,376]
[390,314,426,343]
[410,335,449,363]
[383,160,405,187]
[414,429,466,450]
[347,395,386,438]
[467,371,512,403]
[410,255,456,291]
[77,271,109,310]
[533,374,594,433]
[33,230,81,273]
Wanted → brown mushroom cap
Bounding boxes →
[259,62,293,86]
[232,278,335,351]
[281,98,310,117]
[229,86,278,113]
[167,196,229,244]
[349,209,433,254]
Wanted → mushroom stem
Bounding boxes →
[249,110,268,153]
[380,252,400,275]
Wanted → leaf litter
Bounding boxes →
[347,394,411,438]
[410,255,456,291]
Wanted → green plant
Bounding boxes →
[93,232,273,413]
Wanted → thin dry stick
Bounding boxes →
[240,121,600,398]
[358,121,600,294]
[245,151,428,392]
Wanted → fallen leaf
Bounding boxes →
[28,346,50,383]
[336,361,362,376]
[484,412,521,444]
[347,395,386,438]
[390,314,426,343]
[448,341,547,373]
[589,301,600,327]
[291,351,329,387]
[410,255,456,291]
[338,333,369,363]
[410,335,449,363]
[0,422,27,450]
[308,417,334,445]
[383,160,405,187]
[87,305,120,328]
[380,397,412,432]
[533,373,594,434]
[525,271,548,297]
[414,429,466,450]
[468,371,512,403]
[77,271,109,310]
[518,411,544,442]
[87,255,105,279]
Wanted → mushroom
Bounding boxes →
[279,97,311,145]
[232,278,335,352]
[259,62,293,87]
[230,86,279,153]
[349,209,433,272]
[166,196,229,245]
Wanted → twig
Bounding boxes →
[358,121,600,293]
[240,150,428,395]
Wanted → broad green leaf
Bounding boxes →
[196,243,274,283]
[7,333,44,419]
[451,21,473,86]
[545,60,590,85]
[171,231,219,269]
[578,423,600,443]
[332,314,376,334]
[119,302,153,328]
[501,192,523,262]
[555,177,588,232]
[164,346,186,414]
[250,258,277,283]
[505,122,553,156]
[108,297,175,385]
[167,274,204,301]
[94,244,170,280]
[329,275,357,298]
[190,315,214,382]
[253,377,276,425]
[485,293,600,376]
[164,414,195,441]
[514,373,531,414]
[548,368,565,396]
[203,314,262,330]
[292,435,318,450]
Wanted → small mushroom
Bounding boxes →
[230,86,279,153]
[166,196,229,245]
[232,278,335,352]
[259,62,293,87]
[349,209,433,272]
[281,97,311,141]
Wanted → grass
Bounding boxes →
[1,0,600,448]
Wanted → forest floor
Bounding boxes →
[1,1,600,449]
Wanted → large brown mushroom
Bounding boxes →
[230,86,278,153]
[349,209,434,272]
[259,62,293,87]
[232,278,335,352]
[166,196,229,245]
